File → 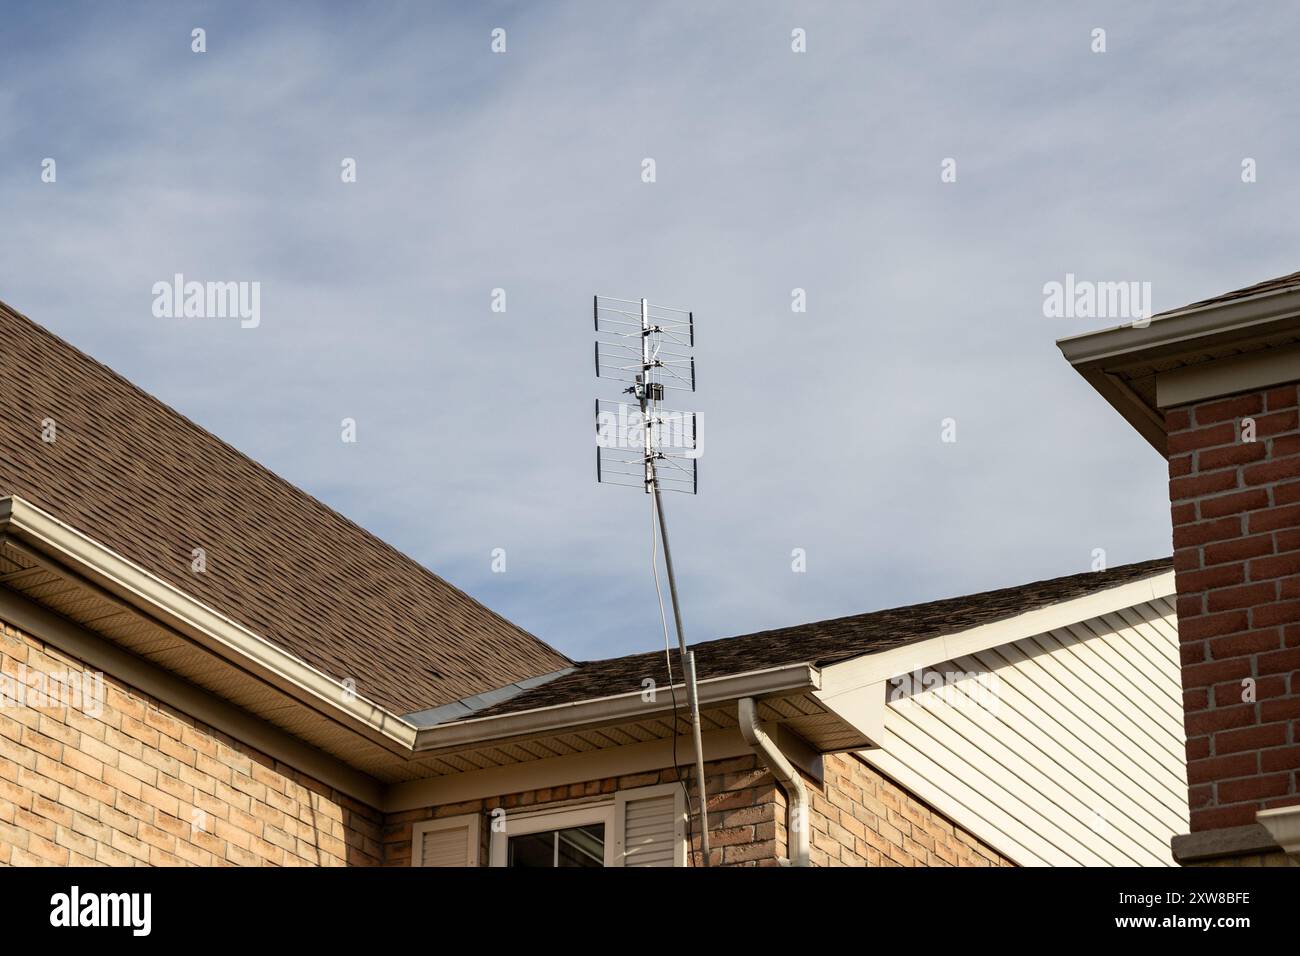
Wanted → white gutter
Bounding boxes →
[0,495,418,752]
[413,663,820,752]
[1057,284,1300,367]
[739,696,810,867]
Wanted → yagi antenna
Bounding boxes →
[594,296,699,495]
[592,294,710,866]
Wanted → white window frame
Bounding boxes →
[411,813,480,867]
[488,802,618,867]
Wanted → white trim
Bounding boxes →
[488,802,617,867]
[1057,285,1300,367]
[0,495,416,752]
[412,663,819,752]
[411,813,480,867]
[614,782,688,868]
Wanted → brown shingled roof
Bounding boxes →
[467,557,1173,719]
[0,298,571,715]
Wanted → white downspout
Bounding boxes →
[738,697,810,867]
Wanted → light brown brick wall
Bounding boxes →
[792,752,1013,867]
[697,754,784,866]
[0,618,381,867]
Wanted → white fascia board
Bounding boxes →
[412,663,820,752]
[0,493,820,761]
[0,495,417,751]
[813,570,1175,747]
[1057,286,1300,369]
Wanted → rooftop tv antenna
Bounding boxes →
[594,294,709,865]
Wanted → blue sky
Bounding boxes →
[2,2,1297,660]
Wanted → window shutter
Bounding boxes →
[615,784,687,867]
[420,827,469,867]
[412,816,479,867]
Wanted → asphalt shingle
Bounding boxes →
[0,298,572,714]
[466,557,1173,719]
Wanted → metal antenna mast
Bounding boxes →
[594,294,708,865]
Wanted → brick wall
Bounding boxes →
[391,751,1011,867]
[1166,383,1300,832]
[793,752,1012,867]
[0,618,382,866]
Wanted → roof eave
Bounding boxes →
[410,662,822,752]
[0,495,419,752]
[1057,284,1300,455]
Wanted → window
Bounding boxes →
[507,822,606,867]
[489,804,618,867]
[484,783,687,867]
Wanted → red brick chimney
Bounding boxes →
[1060,272,1300,866]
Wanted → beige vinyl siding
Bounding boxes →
[863,597,1188,867]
